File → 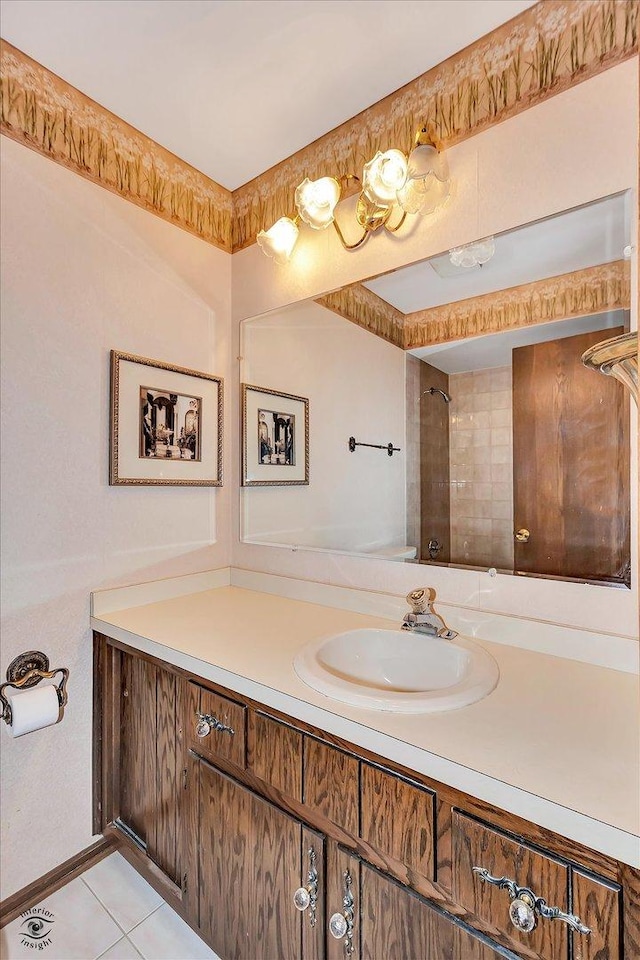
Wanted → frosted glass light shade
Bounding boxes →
[398,174,450,216]
[362,149,408,205]
[397,143,451,215]
[257,217,299,264]
[295,177,340,229]
[449,237,495,269]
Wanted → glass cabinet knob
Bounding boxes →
[293,848,318,927]
[329,912,348,940]
[509,895,537,933]
[293,887,311,912]
[195,717,211,738]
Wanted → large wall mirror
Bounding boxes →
[240,193,632,588]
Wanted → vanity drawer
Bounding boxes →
[453,812,568,959]
[571,870,620,960]
[247,711,303,800]
[187,683,246,769]
[303,737,359,836]
[360,763,435,881]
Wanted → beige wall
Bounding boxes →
[0,138,232,898]
[0,49,637,904]
[231,60,639,639]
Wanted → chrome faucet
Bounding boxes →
[401,588,458,640]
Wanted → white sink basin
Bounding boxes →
[293,628,499,713]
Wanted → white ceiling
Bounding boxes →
[412,311,625,374]
[0,0,535,190]
[393,193,630,373]
[365,194,629,313]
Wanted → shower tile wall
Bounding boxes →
[406,355,422,555]
[449,367,514,569]
[419,361,451,563]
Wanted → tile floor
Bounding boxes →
[0,852,219,960]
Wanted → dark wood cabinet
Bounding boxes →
[453,811,623,960]
[117,650,185,891]
[187,682,246,769]
[303,738,359,836]
[453,811,569,959]
[360,763,435,883]
[94,633,638,960]
[198,759,321,959]
[248,711,303,801]
[360,862,513,960]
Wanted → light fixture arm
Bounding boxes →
[331,218,369,251]
[383,209,408,234]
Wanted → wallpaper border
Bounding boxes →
[0,39,233,252]
[1,1,636,256]
[233,0,637,251]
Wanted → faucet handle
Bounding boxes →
[406,587,436,614]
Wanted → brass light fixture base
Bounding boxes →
[356,195,393,232]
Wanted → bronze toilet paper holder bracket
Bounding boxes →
[0,650,69,726]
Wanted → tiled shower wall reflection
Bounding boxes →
[406,356,422,555]
[448,367,514,569]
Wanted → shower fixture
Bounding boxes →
[422,387,451,403]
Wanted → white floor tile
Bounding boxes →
[128,904,218,960]
[0,877,121,960]
[82,852,163,933]
[97,938,143,960]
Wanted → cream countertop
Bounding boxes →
[91,585,640,867]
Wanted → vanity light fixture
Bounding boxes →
[256,216,300,264]
[449,236,495,269]
[257,124,451,263]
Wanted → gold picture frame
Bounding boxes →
[241,383,309,486]
[110,350,223,486]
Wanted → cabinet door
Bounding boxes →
[118,651,185,889]
[327,844,360,960]
[198,759,324,960]
[360,863,516,960]
[119,652,157,846]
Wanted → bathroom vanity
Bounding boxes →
[91,581,639,960]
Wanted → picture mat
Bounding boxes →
[244,387,307,484]
[117,359,219,482]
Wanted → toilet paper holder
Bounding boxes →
[0,650,69,726]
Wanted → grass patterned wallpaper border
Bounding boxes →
[0,39,233,252]
[1,1,637,256]
[403,260,631,348]
[312,261,630,349]
[316,284,405,348]
[232,0,637,251]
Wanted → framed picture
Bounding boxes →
[110,350,223,486]
[241,383,309,486]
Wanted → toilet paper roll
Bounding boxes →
[6,684,61,737]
